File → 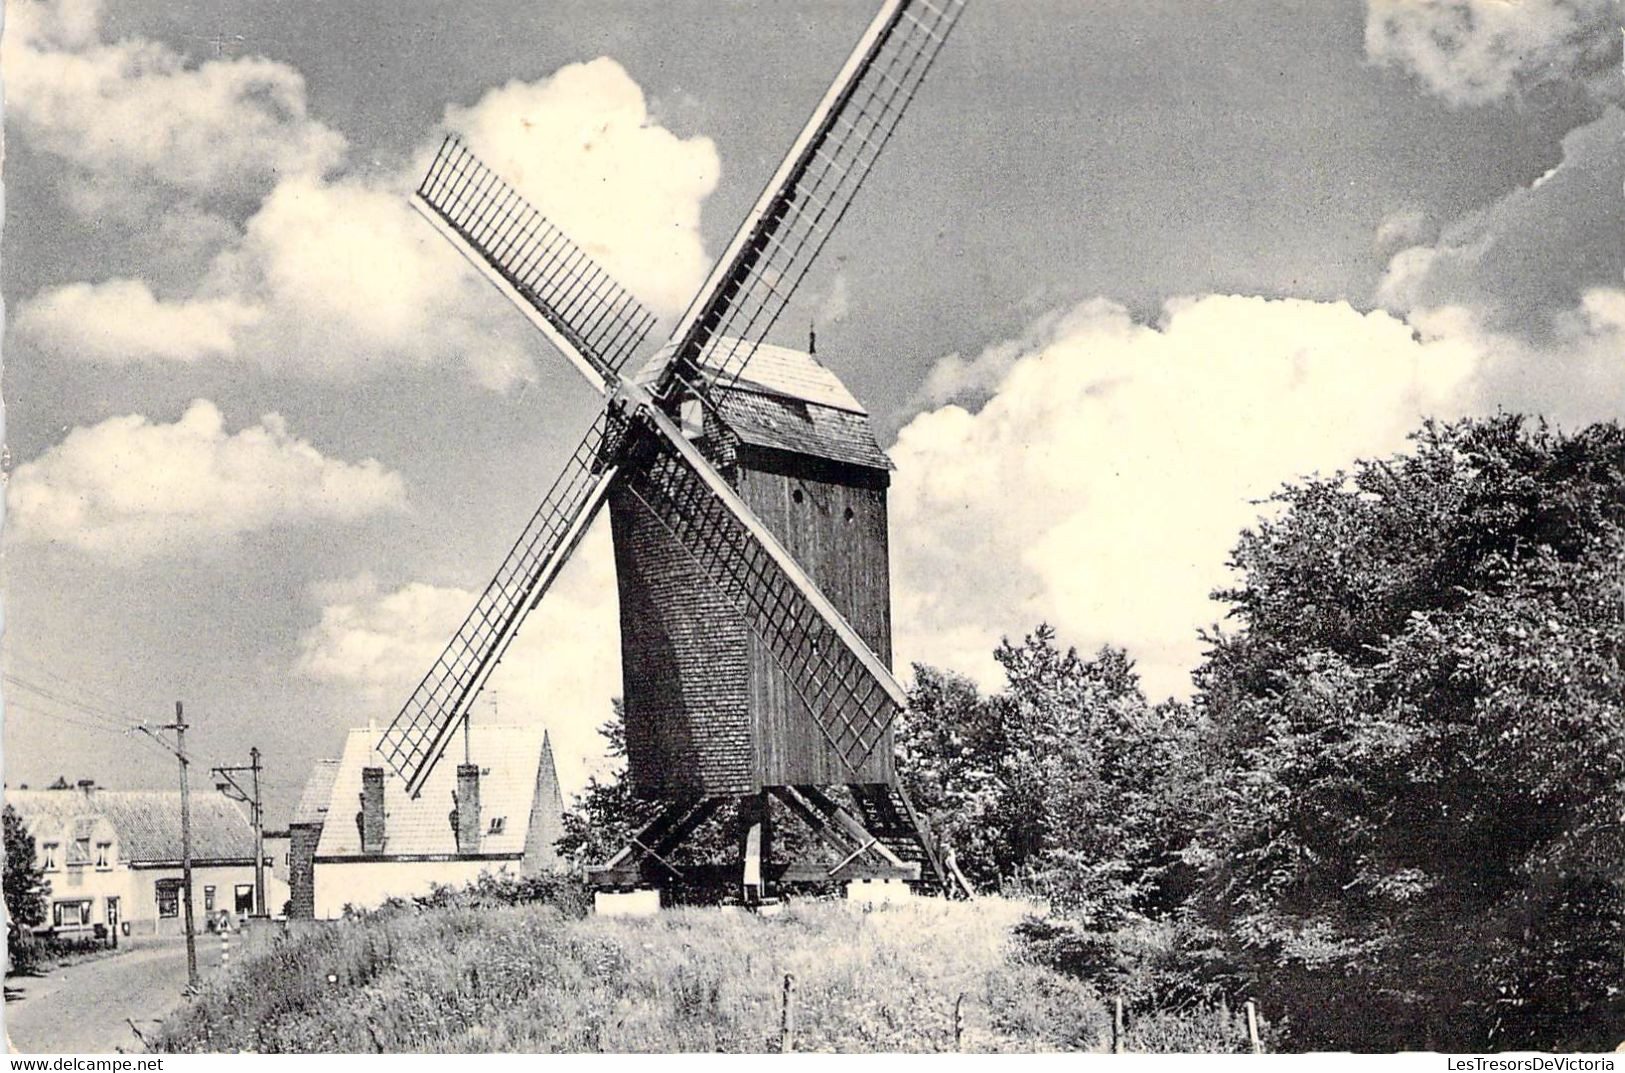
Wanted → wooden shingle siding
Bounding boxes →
[611,483,757,798]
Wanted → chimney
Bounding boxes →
[454,764,481,854]
[360,767,386,854]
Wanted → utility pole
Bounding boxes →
[214,747,266,918]
[137,702,197,990]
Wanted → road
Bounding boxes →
[5,936,217,1053]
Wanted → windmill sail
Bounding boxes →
[657,0,966,405]
[414,136,659,390]
[377,412,625,795]
[620,429,903,772]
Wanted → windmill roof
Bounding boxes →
[6,789,257,863]
[633,339,868,414]
[706,341,869,415]
[717,391,894,472]
[630,339,891,471]
[292,759,341,827]
[312,725,554,859]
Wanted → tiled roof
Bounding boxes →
[706,341,868,415]
[292,759,340,827]
[630,339,889,471]
[6,789,256,863]
[718,391,894,472]
[632,339,869,414]
[312,725,555,859]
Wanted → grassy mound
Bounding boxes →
[151,897,1247,1053]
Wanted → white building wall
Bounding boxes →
[312,858,521,919]
[129,864,291,935]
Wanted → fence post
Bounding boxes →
[780,972,796,1053]
[1245,999,1263,1054]
[1112,995,1125,1054]
[953,992,965,1051]
[220,926,230,968]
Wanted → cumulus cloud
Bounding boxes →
[446,58,720,318]
[295,524,622,795]
[1375,105,1623,422]
[7,400,406,560]
[14,279,262,363]
[889,294,1484,698]
[2,0,345,217]
[1378,108,1623,331]
[1364,0,1620,108]
[9,3,719,389]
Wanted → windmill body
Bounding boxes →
[613,342,896,798]
[377,0,971,903]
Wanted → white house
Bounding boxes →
[7,781,287,937]
[292,726,565,919]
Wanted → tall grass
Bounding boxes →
[151,897,1240,1053]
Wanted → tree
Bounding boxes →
[555,706,657,867]
[4,804,49,932]
[1191,416,1625,1051]
[899,625,1203,922]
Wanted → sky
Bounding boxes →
[2,0,1620,826]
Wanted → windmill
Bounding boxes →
[378,0,969,901]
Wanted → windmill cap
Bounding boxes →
[635,338,867,416]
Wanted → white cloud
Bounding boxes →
[295,523,622,795]
[6,400,406,560]
[1373,207,1433,255]
[3,0,345,216]
[889,294,1484,699]
[1408,290,1625,429]
[446,58,721,319]
[1364,0,1620,107]
[12,47,720,389]
[1375,106,1623,415]
[15,279,262,363]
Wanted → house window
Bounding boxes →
[155,879,181,918]
[52,900,93,928]
[234,885,254,915]
[73,837,91,866]
[95,842,112,870]
[41,842,59,872]
[487,816,506,835]
[204,886,216,911]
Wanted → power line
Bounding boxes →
[5,653,131,714]
[4,673,129,729]
[5,699,127,737]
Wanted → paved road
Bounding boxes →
[5,936,218,1053]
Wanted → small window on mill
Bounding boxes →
[487,816,506,835]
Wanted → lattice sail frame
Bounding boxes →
[658,0,967,407]
[379,0,967,795]
[376,413,624,789]
[416,137,659,384]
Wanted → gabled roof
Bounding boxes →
[6,789,256,863]
[706,341,868,415]
[717,391,894,472]
[631,339,891,473]
[312,725,556,860]
[292,760,340,827]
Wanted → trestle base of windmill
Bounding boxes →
[585,783,953,905]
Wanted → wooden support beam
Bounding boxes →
[796,786,906,867]
[598,795,703,870]
[740,792,768,903]
[770,786,858,855]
